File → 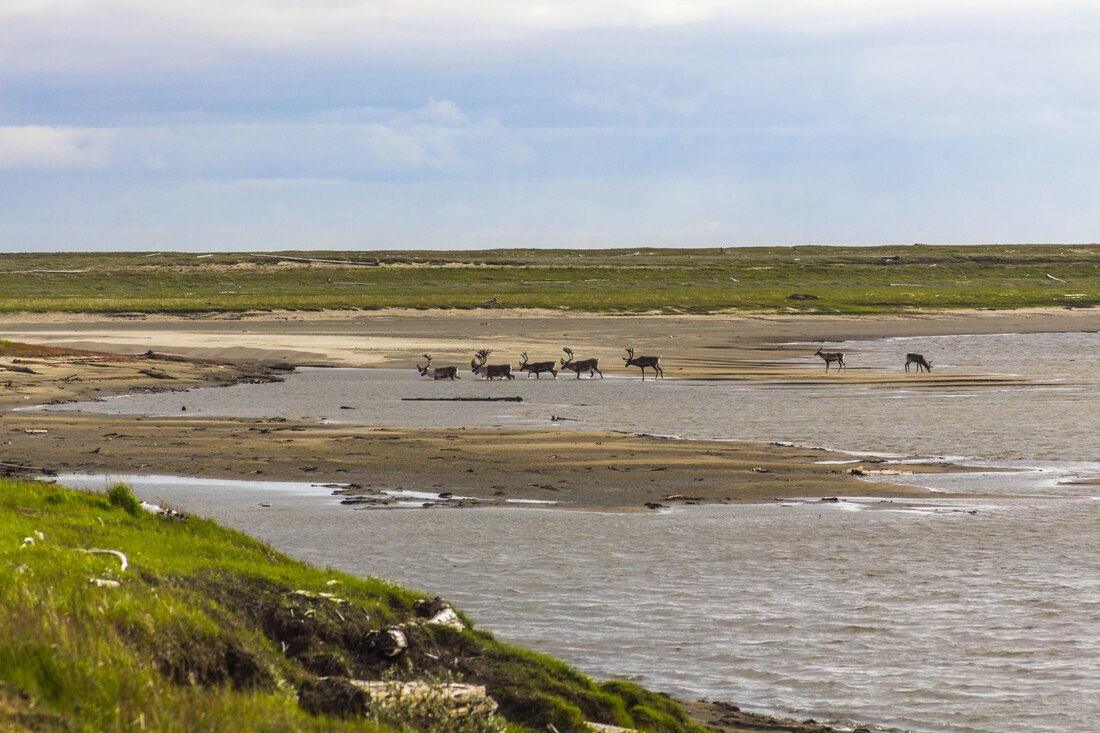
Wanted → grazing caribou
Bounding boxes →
[471,349,514,380]
[623,348,663,380]
[518,352,557,379]
[560,348,603,379]
[416,354,460,380]
[814,347,846,372]
[905,353,933,373]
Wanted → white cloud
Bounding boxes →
[0,126,115,169]
[18,100,534,178]
[416,98,468,126]
[568,85,697,119]
[5,1,1091,74]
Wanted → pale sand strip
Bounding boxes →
[2,307,1096,381]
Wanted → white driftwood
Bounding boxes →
[291,590,345,603]
[424,606,465,630]
[348,680,498,718]
[80,548,129,572]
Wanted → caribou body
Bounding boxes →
[471,349,514,380]
[560,348,603,379]
[518,352,557,379]
[904,353,933,373]
[416,354,460,380]
[814,347,846,372]
[623,348,663,380]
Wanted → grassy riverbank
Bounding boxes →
[0,476,704,733]
[2,245,1097,314]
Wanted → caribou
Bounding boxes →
[905,353,933,373]
[416,354,460,380]
[623,348,663,380]
[471,349,514,380]
[517,352,558,379]
[560,348,603,379]
[814,347,846,372]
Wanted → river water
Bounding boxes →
[49,332,1100,732]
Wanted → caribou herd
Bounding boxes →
[419,346,937,380]
[417,348,659,380]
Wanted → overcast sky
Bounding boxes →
[2,1,1099,251]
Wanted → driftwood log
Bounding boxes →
[138,368,176,380]
[401,397,522,402]
[1,364,39,375]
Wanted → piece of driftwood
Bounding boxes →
[1,364,38,374]
[80,548,129,571]
[138,369,176,380]
[347,680,498,718]
[0,460,55,476]
[140,350,191,362]
[401,396,522,402]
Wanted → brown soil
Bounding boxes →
[678,699,852,733]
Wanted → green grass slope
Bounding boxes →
[1,244,1097,314]
[0,477,705,733]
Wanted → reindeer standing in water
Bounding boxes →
[471,349,514,380]
[814,347,846,372]
[904,353,933,373]
[518,352,558,379]
[416,354,460,380]
[623,348,663,380]
[560,348,603,379]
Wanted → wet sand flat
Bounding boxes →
[3,413,985,508]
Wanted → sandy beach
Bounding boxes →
[4,306,1096,381]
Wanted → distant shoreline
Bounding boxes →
[3,306,1096,383]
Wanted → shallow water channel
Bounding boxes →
[50,332,1100,732]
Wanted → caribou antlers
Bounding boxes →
[623,348,663,380]
[471,349,515,380]
[417,354,460,380]
[518,352,558,379]
[560,348,603,379]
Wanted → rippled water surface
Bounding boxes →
[50,332,1100,732]
[49,332,1100,467]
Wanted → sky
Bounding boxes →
[2,1,1099,251]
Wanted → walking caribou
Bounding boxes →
[623,348,663,380]
[560,348,603,379]
[814,347,846,372]
[471,349,514,380]
[904,353,933,373]
[416,354,460,380]
[517,352,558,379]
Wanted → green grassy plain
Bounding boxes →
[3,245,1097,314]
[0,477,703,732]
